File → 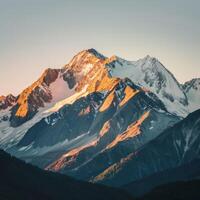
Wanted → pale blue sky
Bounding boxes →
[0,0,200,95]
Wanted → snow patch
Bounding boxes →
[50,73,75,103]
[45,86,89,113]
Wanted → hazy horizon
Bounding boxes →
[0,0,200,95]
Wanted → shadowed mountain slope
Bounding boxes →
[0,149,132,200]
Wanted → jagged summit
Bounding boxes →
[134,55,158,65]
[182,78,200,92]
[106,53,188,116]
[66,48,106,68]
[0,94,16,100]
[143,54,154,60]
[87,48,106,59]
[106,55,130,63]
[182,78,200,112]
[0,94,16,110]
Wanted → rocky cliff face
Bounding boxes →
[0,94,16,111]
[92,109,200,186]
[10,68,60,127]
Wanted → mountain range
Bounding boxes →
[0,48,200,198]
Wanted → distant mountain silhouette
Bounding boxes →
[0,149,132,200]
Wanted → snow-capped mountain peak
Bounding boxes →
[182,78,200,92]
[106,54,188,116]
[66,48,106,70]
[182,78,200,112]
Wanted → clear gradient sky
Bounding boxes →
[0,0,200,95]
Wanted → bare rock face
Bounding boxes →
[0,94,16,110]
[43,68,60,86]
[63,69,76,89]
[10,69,60,127]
